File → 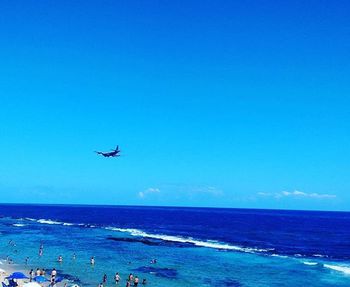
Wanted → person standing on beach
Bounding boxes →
[50,277,56,287]
[51,268,57,279]
[29,269,34,282]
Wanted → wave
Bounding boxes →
[270,254,288,258]
[17,217,342,262]
[37,219,63,225]
[25,218,36,221]
[303,261,318,266]
[104,227,270,253]
[324,264,350,275]
[13,223,26,227]
[24,218,77,226]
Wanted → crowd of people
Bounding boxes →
[97,272,147,287]
[4,242,150,287]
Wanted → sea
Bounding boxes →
[0,204,350,287]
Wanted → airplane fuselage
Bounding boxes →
[95,147,121,157]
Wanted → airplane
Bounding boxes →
[95,146,121,157]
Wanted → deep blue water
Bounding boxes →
[0,204,350,286]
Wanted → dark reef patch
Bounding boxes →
[107,236,192,248]
[132,266,178,279]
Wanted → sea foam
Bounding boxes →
[13,223,26,227]
[37,219,63,225]
[303,261,318,266]
[324,264,350,275]
[104,227,269,253]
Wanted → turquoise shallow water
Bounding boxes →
[0,205,350,286]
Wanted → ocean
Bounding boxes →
[0,204,349,286]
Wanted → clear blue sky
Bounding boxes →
[0,0,349,210]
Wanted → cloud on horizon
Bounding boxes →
[257,190,337,199]
[138,187,160,199]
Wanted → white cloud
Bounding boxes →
[257,190,336,199]
[138,187,160,199]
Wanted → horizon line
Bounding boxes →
[0,202,348,213]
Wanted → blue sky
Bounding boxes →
[0,0,349,210]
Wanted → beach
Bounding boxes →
[1,204,350,287]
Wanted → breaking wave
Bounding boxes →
[303,261,318,266]
[13,223,26,227]
[23,218,76,226]
[37,219,64,225]
[104,227,271,253]
[18,217,345,264]
[324,264,350,275]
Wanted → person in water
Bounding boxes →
[90,256,95,265]
[39,244,44,256]
[102,274,107,284]
[133,276,139,286]
[58,255,63,263]
[141,279,147,285]
[114,272,120,284]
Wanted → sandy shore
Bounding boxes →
[0,260,31,287]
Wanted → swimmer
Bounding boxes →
[115,272,120,284]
